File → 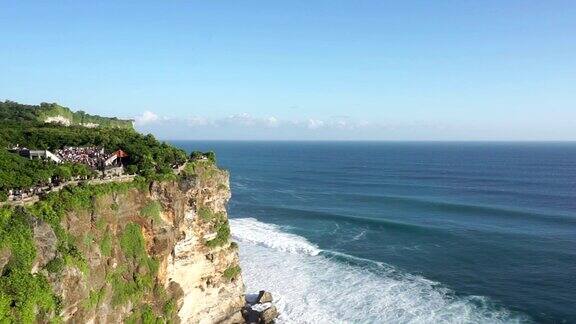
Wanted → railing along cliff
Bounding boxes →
[0,174,135,207]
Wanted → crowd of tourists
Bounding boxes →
[55,146,108,169]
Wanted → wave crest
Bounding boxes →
[230,218,321,256]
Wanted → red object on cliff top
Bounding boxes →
[114,149,129,158]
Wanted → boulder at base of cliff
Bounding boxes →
[259,305,279,324]
[257,290,273,304]
[242,291,278,324]
[242,306,260,324]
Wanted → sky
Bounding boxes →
[1,0,575,140]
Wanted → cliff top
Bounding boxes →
[0,100,133,129]
[0,100,212,201]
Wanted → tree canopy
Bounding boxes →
[0,101,189,196]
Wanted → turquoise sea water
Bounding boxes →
[172,141,576,323]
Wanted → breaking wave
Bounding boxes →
[230,217,321,256]
[230,217,530,324]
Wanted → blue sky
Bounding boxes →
[1,0,575,140]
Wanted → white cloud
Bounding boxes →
[265,116,279,128]
[134,110,376,134]
[135,111,160,125]
[224,113,257,127]
[186,116,210,127]
[307,119,325,129]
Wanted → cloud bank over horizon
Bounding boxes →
[133,110,576,141]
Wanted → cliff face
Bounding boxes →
[5,162,244,323]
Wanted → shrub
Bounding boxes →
[45,257,65,273]
[120,224,147,263]
[112,223,158,308]
[84,288,105,310]
[223,265,241,281]
[100,232,112,257]
[140,201,162,221]
[205,221,231,248]
[163,299,176,319]
[126,164,138,175]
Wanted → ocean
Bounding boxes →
[171,141,576,323]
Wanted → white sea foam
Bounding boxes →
[230,218,321,256]
[230,217,529,324]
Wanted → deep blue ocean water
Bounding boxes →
[172,141,576,323]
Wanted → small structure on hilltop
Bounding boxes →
[103,149,129,177]
[105,149,129,167]
[9,146,62,163]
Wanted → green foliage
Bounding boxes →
[197,207,223,221]
[35,102,133,129]
[26,180,146,278]
[190,151,217,164]
[206,220,231,248]
[140,201,162,221]
[180,162,197,177]
[204,151,217,164]
[0,207,58,322]
[100,232,112,257]
[84,288,105,310]
[0,149,98,194]
[0,101,188,182]
[0,150,55,191]
[0,100,38,123]
[0,269,56,322]
[108,268,144,307]
[126,164,138,175]
[223,265,241,281]
[141,305,157,324]
[163,299,176,319]
[120,224,147,263]
[125,304,164,324]
[44,257,65,274]
[112,223,159,308]
[108,268,155,308]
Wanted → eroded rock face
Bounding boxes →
[162,164,245,323]
[29,162,245,323]
[31,218,57,273]
[0,248,10,273]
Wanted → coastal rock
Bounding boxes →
[243,291,279,324]
[242,306,260,324]
[257,290,273,304]
[260,305,279,324]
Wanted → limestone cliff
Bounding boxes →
[0,161,245,323]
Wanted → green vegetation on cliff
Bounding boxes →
[0,100,188,198]
[0,100,133,129]
[0,150,95,199]
[0,179,171,322]
[223,265,241,281]
[0,207,59,322]
[0,100,232,323]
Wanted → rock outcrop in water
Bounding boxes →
[0,161,248,322]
